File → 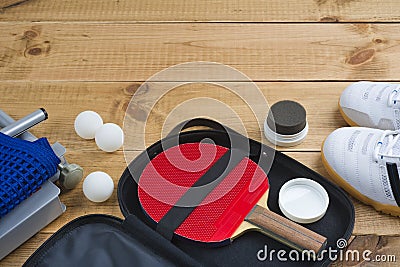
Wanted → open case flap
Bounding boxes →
[23,215,202,267]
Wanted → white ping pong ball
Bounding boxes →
[74,111,103,139]
[83,171,114,202]
[95,123,124,152]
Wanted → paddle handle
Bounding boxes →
[246,205,327,254]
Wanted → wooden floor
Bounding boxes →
[1,0,400,266]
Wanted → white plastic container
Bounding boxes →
[264,100,308,147]
[278,178,329,224]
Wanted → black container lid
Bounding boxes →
[267,100,307,135]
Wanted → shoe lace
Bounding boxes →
[374,130,400,162]
[387,86,400,107]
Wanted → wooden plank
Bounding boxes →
[1,23,400,81]
[0,81,349,152]
[1,0,400,22]
[0,0,28,9]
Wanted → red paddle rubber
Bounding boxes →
[138,143,269,243]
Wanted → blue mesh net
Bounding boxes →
[0,133,61,218]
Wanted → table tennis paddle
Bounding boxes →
[138,142,327,254]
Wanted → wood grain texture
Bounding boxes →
[1,0,400,22]
[0,23,400,81]
[0,81,349,152]
[2,0,400,262]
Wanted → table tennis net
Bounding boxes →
[0,133,60,218]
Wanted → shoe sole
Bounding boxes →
[338,101,359,127]
[321,140,400,217]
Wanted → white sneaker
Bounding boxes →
[322,127,400,216]
[339,81,400,130]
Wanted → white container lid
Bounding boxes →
[278,178,329,224]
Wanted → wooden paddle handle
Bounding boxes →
[246,205,327,254]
